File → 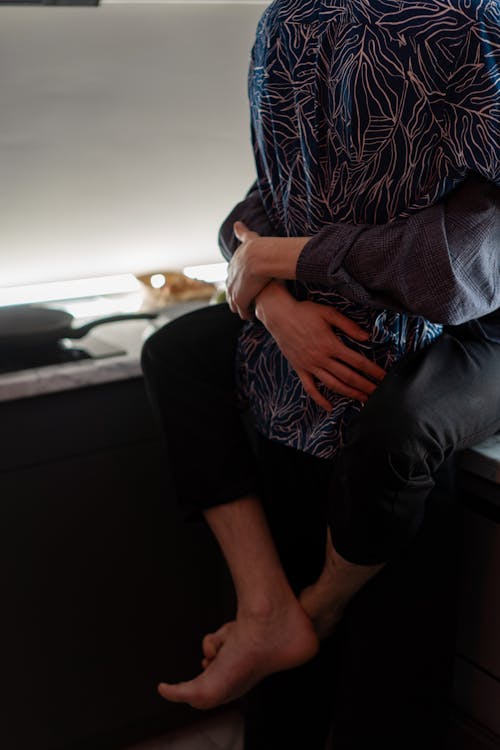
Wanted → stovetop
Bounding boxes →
[0,336,126,375]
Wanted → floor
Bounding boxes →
[124,709,244,750]
[122,709,500,750]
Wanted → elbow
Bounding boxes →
[433,307,473,326]
[418,302,478,328]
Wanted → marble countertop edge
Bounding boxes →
[0,353,143,403]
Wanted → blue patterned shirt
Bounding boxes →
[236,0,500,459]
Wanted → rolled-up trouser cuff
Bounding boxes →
[180,477,261,523]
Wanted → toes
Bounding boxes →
[158,681,202,707]
[158,681,218,710]
[214,622,234,642]
[157,682,185,703]
[202,623,233,659]
[202,633,218,659]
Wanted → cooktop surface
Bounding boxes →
[0,335,126,375]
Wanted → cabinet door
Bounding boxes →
[0,441,234,750]
[454,505,500,737]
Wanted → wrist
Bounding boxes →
[252,237,311,280]
[255,280,294,328]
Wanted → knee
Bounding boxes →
[141,303,242,389]
[140,312,200,377]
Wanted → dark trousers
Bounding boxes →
[141,303,500,749]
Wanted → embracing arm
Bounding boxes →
[296,175,500,325]
[220,174,500,326]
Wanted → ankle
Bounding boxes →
[317,529,385,602]
[237,585,299,621]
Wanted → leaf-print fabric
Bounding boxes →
[236,0,499,459]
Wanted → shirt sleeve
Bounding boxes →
[296,174,500,325]
[217,181,279,262]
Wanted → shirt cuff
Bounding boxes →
[296,224,366,286]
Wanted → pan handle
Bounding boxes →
[68,313,159,339]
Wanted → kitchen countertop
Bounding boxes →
[1,298,499,488]
[0,299,205,404]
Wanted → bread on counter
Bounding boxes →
[136,270,217,308]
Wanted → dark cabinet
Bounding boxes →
[0,378,234,750]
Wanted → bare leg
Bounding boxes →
[300,527,385,639]
[157,496,319,709]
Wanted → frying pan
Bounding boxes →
[0,305,158,350]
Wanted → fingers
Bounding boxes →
[299,371,333,412]
[313,367,370,403]
[318,307,385,380]
[225,286,247,319]
[321,359,378,397]
[226,281,261,321]
[226,289,236,314]
[338,346,386,381]
[324,307,371,342]
[299,355,381,406]
[302,367,369,405]
[227,297,254,321]
[303,333,384,385]
[233,220,260,243]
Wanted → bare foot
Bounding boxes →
[157,599,319,710]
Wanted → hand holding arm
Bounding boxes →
[226,221,310,319]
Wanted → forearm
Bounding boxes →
[254,279,294,328]
[251,237,311,280]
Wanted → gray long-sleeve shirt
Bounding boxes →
[219,173,500,342]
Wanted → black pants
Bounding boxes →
[141,303,500,749]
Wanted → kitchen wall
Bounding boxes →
[0,1,268,287]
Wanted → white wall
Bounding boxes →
[0,2,267,287]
